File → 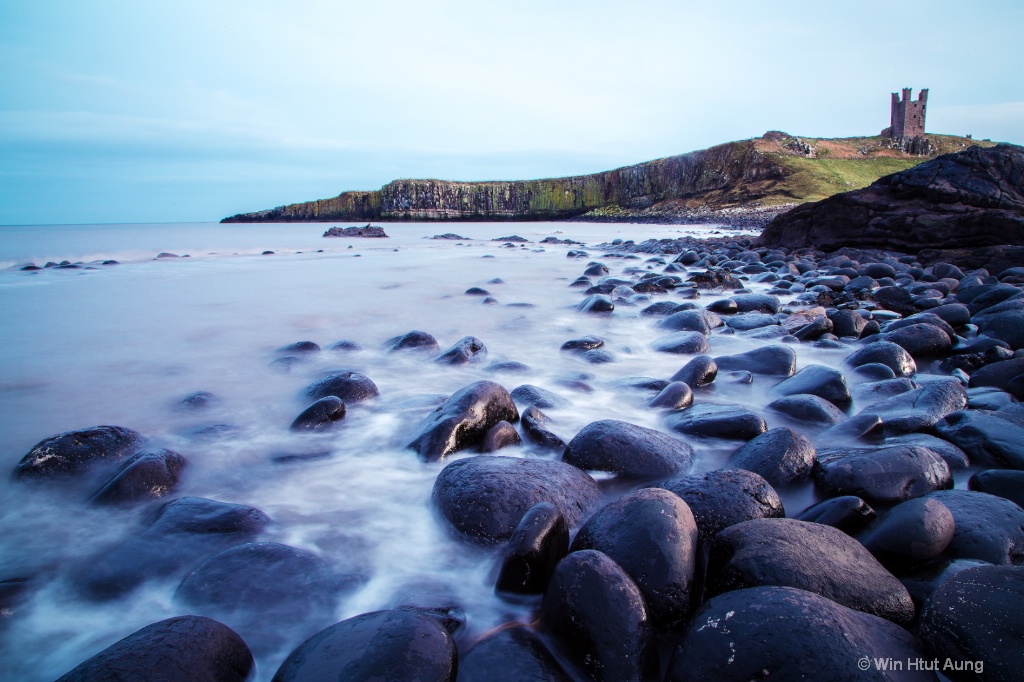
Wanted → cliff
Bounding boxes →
[222,133,990,224]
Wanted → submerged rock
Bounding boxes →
[407,380,519,461]
[303,372,380,403]
[435,336,487,365]
[89,449,188,505]
[14,426,145,481]
[289,396,346,432]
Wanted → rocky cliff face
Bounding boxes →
[223,141,789,223]
[757,144,1024,251]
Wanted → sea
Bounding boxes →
[0,220,872,679]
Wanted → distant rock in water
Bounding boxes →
[492,235,529,242]
[323,224,389,238]
[432,233,469,240]
[758,144,1024,251]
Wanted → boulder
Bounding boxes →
[540,550,653,682]
[866,378,967,435]
[510,385,569,410]
[435,336,487,365]
[303,372,380,403]
[289,396,346,431]
[459,628,570,682]
[669,355,717,388]
[89,449,188,505]
[576,294,614,314]
[563,420,693,479]
[814,445,952,504]
[728,427,816,487]
[860,497,956,565]
[481,420,521,453]
[14,425,145,481]
[796,496,877,534]
[714,345,797,376]
[969,469,1024,508]
[407,380,519,461]
[520,407,566,450]
[878,323,953,358]
[432,456,600,544]
[271,609,457,682]
[757,144,1024,251]
[707,518,915,624]
[646,381,694,410]
[919,565,1024,682]
[926,489,1024,564]
[385,330,439,353]
[56,616,253,682]
[570,488,699,628]
[651,331,710,354]
[496,502,568,596]
[767,394,847,426]
[771,364,851,407]
[667,586,934,682]
[844,341,917,377]
[658,309,722,334]
[933,409,1024,469]
[659,469,784,541]
[665,403,767,440]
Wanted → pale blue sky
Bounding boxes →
[2,0,1022,224]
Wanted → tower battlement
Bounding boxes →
[888,87,928,139]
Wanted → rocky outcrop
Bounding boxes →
[322,224,388,237]
[759,144,1024,250]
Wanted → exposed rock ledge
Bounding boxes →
[323,225,389,238]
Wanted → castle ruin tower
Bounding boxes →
[889,87,928,140]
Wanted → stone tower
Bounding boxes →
[888,87,928,139]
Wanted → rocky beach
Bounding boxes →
[2,145,1024,682]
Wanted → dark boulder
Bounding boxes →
[969,469,1024,508]
[728,427,816,487]
[934,409,1024,469]
[844,341,917,377]
[853,377,918,406]
[968,356,1024,394]
[458,627,571,682]
[435,336,487,365]
[646,381,694,410]
[13,425,145,481]
[432,456,600,544]
[926,489,1024,564]
[714,345,797,376]
[828,309,869,338]
[814,445,952,504]
[650,331,710,354]
[576,294,614,314]
[757,144,1024,252]
[323,224,388,237]
[570,488,698,628]
[767,394,847,425]
[407,380,519,461]
[665,403,767,440]
[976,305,1024,350]
[521,406,566,450]
[511,385,569,410]
[303,372,380,403]
[919,565,1024,682]
[731,293,781,314]
[56,615,253,682]
[271,609,457,682]
[178,391,218,409]
[89,449,187,505]
[496,502,568,596]
[540,550,653,682]
[878,323,953,358]
[867,378,967,435]
[657,309,722,334]
[277,340,320,354]
[385,330,440,353]
[563,419,693,479]
[659,469,784,542]
[872,286,916,316]
[559,335,604,352]
[669,355,717,388]
[770,364,851,407]
[723,313,778,331]
[706,518,915,624]
[481,420,521,453]
[796,496,877,534]
[860,497,956,565]
[667,586,934,682]
[289,396,346,431]
[886,313,957,342]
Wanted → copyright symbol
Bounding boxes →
[857,656,871,671]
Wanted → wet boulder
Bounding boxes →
[885,433,971,470]
[520,407,566,450]
[968,357,1024,394]
[767,394,847,426]
[570,488,699,628]
[706,518,915,624]
[303,372,380,403]
[728,427,816,487]
[55,615,253,682]
[576,294,614,314]
[277,340,320,354]
[646,381,694,410]
[458,627,571,682]
[866,378,967,436]
[289,396,346,432]
[714,345,797,377]
[796,496,877,534]
[650,331,710,354]
[432,456,600,544]
[658,309,722,334]
[562,419,693,479]
[852,377,918,406]
[934,410,1024,469]
[969,469,1024,508]
[926,489,1024,565]
[407,380,519,461]
[89,449,187,505]
[271,609,457,682]
[878,323,953,358]
[828,309,869,338]
[814,445,952,504]
[976,304,1024,350]
[658,469,784,542]
[667,586,933,682]
[723,313,778,331]
[560,336,604,352]
[13,425,145,481]
[669,355,717,388]
[481,420,521,453]
[844,341,917,377]
[885,313,957,343]
[919,565,1024,682]
[386,330,440,353]
[860,497,956,565]
[511,385,569,410]
[434,336,487,365]
[540,550,653,682]
[665,403,767,440]
[496,502,568,596]
[770,364,851,407]
[732,293,780,314]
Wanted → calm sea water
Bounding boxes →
[0,220,856,680]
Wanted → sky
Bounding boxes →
[1,0,1022,225]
